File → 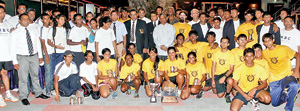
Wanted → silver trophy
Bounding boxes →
[194,78,199,86]
[149,83,160,103]
[112,71,116,78]
[248,29,254,40]
[178,54,183,59]
[155,70,160,78]
[127,74,131,82]
[170,66,176,73]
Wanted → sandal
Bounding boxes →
[126,90,131,95]
[134,92,139,98]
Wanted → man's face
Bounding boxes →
[255,11,263,19]
[111,12,118,21]
[69,11,76,21]
[231,10,239,19]
[209,11,215,18]
[0,8,5,21]
[28,11,35,22]
[168,8,174,15]
[263,37,274,49]
[159,15,167,24]
[244,52,254,64]
[150,13,158,22]
[199,14,206,22]
[86,13,93,22]
[125,55,133,65]
[207,35,215,43]
[138,10,146,18]
[64,54,73,63]
[74,15,83,25]
[121,11,128,18]
[245,14,253,22]
[85,53,93,62]
[263,15,273,24]
[176,35,184,45]
[128,45,136,54]
[103,11,110,17]
[190,10,199,19]
[130,11,137,21]
[156,8,162,15]
[218,9,224,16]
[41,15,50,26]
[213,20,220,27]
[284,18,294,29]
[280,10,288,20]
[220,39,229,49]
[17,5,26,15]
[189,34,198,42]
[179,13,187,22]
[237,37,247,47]
[224,11,230,19]
[19,15,30,27]
[167,49,176,59]
[254,48,262,58]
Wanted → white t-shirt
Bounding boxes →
[69,20,75,28]
[0,22,11,62]
[41,26,53,54]
[68,26,89,52]
[209,28,223,45]
[47,27,69,53]
[274,20,296,30]
[8,15,19,28]
[95,27,116,55]
[200,23,208,37]
[3,14,11,23]
[55,61,78,81]
[188,20,200,26]
[87,29,97,52]
[280,28,300,67]
[79,61,98,85]
[259,25,270,50]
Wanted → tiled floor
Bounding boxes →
[1,87,300,111]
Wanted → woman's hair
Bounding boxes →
[187,51,197,63]
[90,18,97,23]
[101,48,111,55]
[52,14,70,46]
[167,47,178,59]
[99,16,112,27]
[149,47,160,70]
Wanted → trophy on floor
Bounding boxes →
[248,29,254,40]
[162,83,178,103]
[149,83,160,103]
[112,71,117,78]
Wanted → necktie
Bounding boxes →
[154,21,156,27]
[113,23,116,38]
[130,21,135,42]
[25,28,34,55]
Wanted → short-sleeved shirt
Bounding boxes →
[122,53,142,65]
[234,23,259,48]
[202,45,220,77]
[176,46,189,62]
[186,62,207,85]
[212,50,235,75]
[79,61,98,85]
[183,42,208,63]
[0,22,12,62]
[110,21,128,43]
[47,27,69,53]
[233,63,268,92]
[120,63,140,79]
[97,59,117,83]
[142,58,164,80]
[54,61,78,81]
[40,26,53,55]
[231,48,245,66]
[254,59,270,79]
[164,59,186,77]
[173,23,191,40]
[95,28,116,55]
[68,26,89,52]
[262,45,295,82]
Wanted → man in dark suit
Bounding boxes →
[124,9,148,59]
[256,12,280,46]
[223,8,244,50]
[191,12,212,42]
[146,11,160,48]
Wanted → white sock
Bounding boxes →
[6,91,11,97]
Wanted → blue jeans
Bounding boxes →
[270,76,300,111]
[58,74,81,97]
[52,53,64,74]
[44,54,53,93]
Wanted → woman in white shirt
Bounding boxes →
[87,18,98,61]
[95,16,119,62]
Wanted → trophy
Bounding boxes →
[170,66,176,73]
[178,54,183,59]
[248,29,254,40]
[149,83,160,103]
[111,71,117,78]
[127,74,131,82]
[162,83,178,103]
[194,78,199,86]
[155,70,160,78]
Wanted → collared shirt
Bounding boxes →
[140,17,151,24]
[10,25,43,64]
[153,23,175,56]
[109,21,128,43]
[8,15,19,28]
[130,19,137,43]
[3,14,11,23]
[188,19,200,26]
[152,19,159,27]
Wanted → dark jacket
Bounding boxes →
[191,22,212,42]
[146,21,160,48]
[223,19,245,50]
[256,24,281,45]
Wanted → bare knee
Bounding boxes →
[121,85,127,93]
[226,78,233,85]
[101,92,109,98]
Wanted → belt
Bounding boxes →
[17,53,37,57]
[116,41,123,45]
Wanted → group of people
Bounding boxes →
[0,1,299,111]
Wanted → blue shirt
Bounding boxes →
[109,21,128,43]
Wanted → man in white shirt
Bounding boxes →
[0,6,19,108]
[54,50,80,103]
[35,8,52,26]
[80,50,99,100]
[209,17,223,45]
[153,14,175,61]
[8,3,27,29]
[191,12,212,42]
[67,14,89,68]
[280,16,300,68]
[10,13,50,105]
[138,8,151,24]
[188,9,200,26]
[274,8,296,30]
[0,1,11,23]
[68,10,77,28]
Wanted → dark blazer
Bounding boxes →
[146,21,160,48]
[256,24,281,45]
[191,22,212,42]
[223,19,245,50]
[124,19,148,54]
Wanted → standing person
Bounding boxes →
[0,6,19,108]
[255,9,264,24]
[8,3,27,28]
[188,9,200,26]
[167,7,179,25]
[230,48,271,111]
[80,50,99,100]
[280,16,300,69]
[0,1,11,22]
[208,17,223,45]
[223,8,244,50]
[183,30,208,63]
[120,53,141,98]
[223,9,231,22]
[87,18,98,61]
[97,48,119,99]
[274,8,296,29]
[67,14,89,67]
[217,7,226,28]
[262,33,300,111]
[256,12,281,50]
[68,10,77,28]
[180,52,207,100]
[211,37,234,103]
[208,9,216,26]
[174,34,189,62]
[95,16,119,62]
[110,10,127,65]
[47,14,70,75]
[40,13,54,96]
[35,7,52,26]
[138,8,151,24]
[153,14,175,61]
[231,34,247,67]
[155,6,163,15]
[85,12,93,27]
[146,11,159,49]
[118,8,130,23]
[124,9,148,59]
[120,43,142,69]
[173,11,191,42]
[10,13,50,105]
[191,12,212,42]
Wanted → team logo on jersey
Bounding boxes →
[207,53,212,58]
[219,58,226,65]
[179,29,185,33]
[191,71,198,77]
[191,49,197,53]
[128,72,134,76]
[270,57,278,64]
[239,56,245,62]
[139,29,144,34]
[247,75,255,82]
[106,69,113,75]
[151,69,156,74]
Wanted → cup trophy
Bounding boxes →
[248,29,254,40]
[111,71,117,78]
[162,83,178,103]
[170,66,176,73]
[127,74,131,82]
[155,70,160,78]
[149,83,160,103]
[194,78,199,86]
[178,54,183,60]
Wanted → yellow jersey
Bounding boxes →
[120,63,140,79]
[164,58,186,77]
[142,58,165,80]
[97,59,117,83]
[212,50,235,75]
[186,62,207,86]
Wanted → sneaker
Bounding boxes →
[250,99,259,111]
[225,94,231,103]
[51,90,56,96]
[177,90,182,98]
[0,97,7,108]
[5,95,19,102]
[112,91,118,99]
[12,88,19,91]
[196,90,203,99]
[155,90,161,97]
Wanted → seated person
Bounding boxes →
[120,53,141,98]
[97,48,118,99]
[144,47,164,97]
[120,43,142,69]
[174,33,189,62]
[162,47,186,97]
[54,50,81,103]
[181,52,207,100]
[79,50,100,100]
[230,48,271,111]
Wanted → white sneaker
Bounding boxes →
[11,88,19,91]
[250,99,259,111]
[0,97,7,108]
[155,90,161,97]
[177,90,182,98]
[51,90,56,96]
[5,95,19,102]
